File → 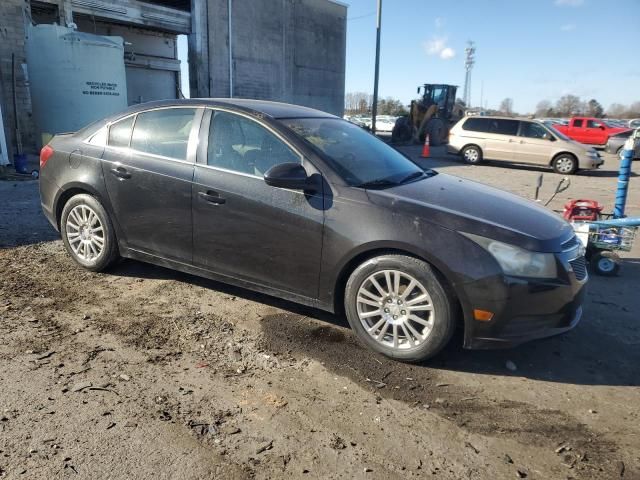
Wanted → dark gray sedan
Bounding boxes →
[605,130,640,159]
[39,99,587,362]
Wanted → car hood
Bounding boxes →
[368,173,573,252]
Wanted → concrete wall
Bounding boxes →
[0,0,37,160]
[195,0,347,116]
[1,0,347,161]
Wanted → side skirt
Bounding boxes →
[121,248,333,313]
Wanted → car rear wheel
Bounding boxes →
[60,194,119,272]
[461,145,482,164]
[552,154,577,174]
[344,255,456,362]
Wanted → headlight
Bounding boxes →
[462,233,558,278]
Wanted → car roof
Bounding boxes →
[109,98,337,121]
[464,115,532,121]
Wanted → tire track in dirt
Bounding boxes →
[259,313,623,479]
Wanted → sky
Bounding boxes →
[177,0,640,114]
[343,0,640,113]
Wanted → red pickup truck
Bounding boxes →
[553,117,630,145]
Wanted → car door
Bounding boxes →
[484,119,518,161]
[570,119,584,143]
[514,121,555,165]
[101,107,202,262]
[585,119,606,144]
[192,109,325,299]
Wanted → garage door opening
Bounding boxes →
[177,34,190,99]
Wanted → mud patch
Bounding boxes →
[259,313,621,478]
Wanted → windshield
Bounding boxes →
[281,117,429,187]
[545,123,571,141]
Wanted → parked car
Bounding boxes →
[605,129,640,159]
[448,116,603,174]
[374,115,398,133]
[39,99,587,362]
[553,117,631,145]
[628,119,640,129]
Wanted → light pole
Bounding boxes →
[371,0,382,134]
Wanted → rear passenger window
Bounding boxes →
[108,116,134,148]
[130,108,196,160]
[491,119,519,136]
[462,117,489,132]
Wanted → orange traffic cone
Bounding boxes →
[421,134,430,158]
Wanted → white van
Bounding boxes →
[448,116,603,174]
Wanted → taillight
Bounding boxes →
[40,145,54,169]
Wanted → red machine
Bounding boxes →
[563,199,603,221]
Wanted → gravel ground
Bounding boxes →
[0,150,638,479]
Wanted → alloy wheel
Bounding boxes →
[464,149,479,162]
[356,270,435,350]
[555,157,575,174]
[65,204,105,261]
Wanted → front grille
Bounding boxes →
[561,235,580,251]
[570,256,588,281]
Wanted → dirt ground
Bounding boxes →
[1,149,639,479]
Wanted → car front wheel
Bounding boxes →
[461,145,482,164]
[344,255,456,362]
[552,154,578,174]
[60,194,119,272]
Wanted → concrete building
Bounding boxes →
[0,0,347,166]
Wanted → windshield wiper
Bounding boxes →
[398,171,427,184]
[355,178,399,189]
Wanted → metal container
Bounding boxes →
[25,24,127,146]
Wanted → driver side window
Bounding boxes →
[520,122,549,139]
[207,111,300,176]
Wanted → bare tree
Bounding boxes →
[625,101,640,118]
[535,100,552,117]
[607,103,626,118]
[555,95,581,116]
[499,98,514,115]
[586,99,604,118]
[345,92,373,115]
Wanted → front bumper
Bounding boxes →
[578,152,604,169]
[462,256,588,349]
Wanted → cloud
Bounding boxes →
[560,23,576,31]
[423,36,456,60]
[440,47,455,60]
[554,0,584,6]
[434,17,443,29]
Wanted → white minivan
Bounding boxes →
[448,116,603,174]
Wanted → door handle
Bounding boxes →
[110,167,131,179]
[508,139,514,143]
[198,190,226,205]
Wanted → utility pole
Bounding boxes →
[463,41,475,108]
[371,0,382,134]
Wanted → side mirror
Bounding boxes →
[264,162,316,191]
[599,125,605,130]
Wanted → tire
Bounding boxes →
[391,116,412,144]
[461,145,482,164]
[589,251,619,276]
[60,193,119,272]
[552,154,578,175]
[344,254,456,362]
[427,118,445,146]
